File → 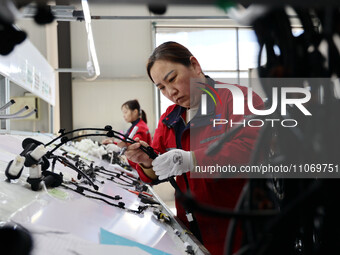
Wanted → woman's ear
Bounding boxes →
[133,109,139,117]
[189,56,203,76]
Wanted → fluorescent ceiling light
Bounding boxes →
[81,0,91,22]
[81,0,100,77]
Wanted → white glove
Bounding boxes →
[152,149,194,180]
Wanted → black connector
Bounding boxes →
[139,194,160,205]
[27,177,42,191]
[5,159,24,181]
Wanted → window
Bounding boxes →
[0,75,6,130]
[155,27,262,115]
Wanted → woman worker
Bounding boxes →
[118,42,263,255]
[103,99,151,169]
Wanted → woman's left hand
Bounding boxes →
[102,138,114,145]
[152,149,194,180]
[117,138,153,168]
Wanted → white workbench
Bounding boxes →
[0,133,209,255]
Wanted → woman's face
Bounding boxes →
[122,106,138,123]
[150,57,204,108]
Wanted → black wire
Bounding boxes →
[104,177,134,187]
[206,111,288,157]
[181,195,278,219]
[48,134,112,154]
[232,245,253,255]
[67,181,122,201]
[45,127,114,146]
[53,155,99,190]
[171,176,278,219]
[168,176,203,243]
[96,170,136,185]
[97,167,138,182]
[94,171,135,187]
[60,183,147,214]
[63,153,140,185]
[252,180,322,255]
[224,183,250,255]
[233,6,340,255]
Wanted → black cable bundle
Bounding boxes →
[164,6,340,255]
[222,6,340,255]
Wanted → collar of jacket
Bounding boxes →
[162,105,186,128]
[162,76,217,129]
[125,118,141,136]
[131,118,141,126]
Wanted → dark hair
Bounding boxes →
[122,99,147,124]
[147,41,194,82]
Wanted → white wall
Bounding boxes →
[72,79,154,134]
[70,4,231,135]
[9,84,50,133]
[71,4,156,133]
[12,19,55,133]
[15,4,233,135]
[16,19,48,58]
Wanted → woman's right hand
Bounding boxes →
[117,138,153,168]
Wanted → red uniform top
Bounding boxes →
[126,118,152,170]
[136,80,263,255]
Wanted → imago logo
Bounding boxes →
[200,82,312,128]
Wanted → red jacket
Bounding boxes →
[136,81,263,255]
[126,118,152,169]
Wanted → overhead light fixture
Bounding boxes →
[81,0,91,21]
[81,0,100,78]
